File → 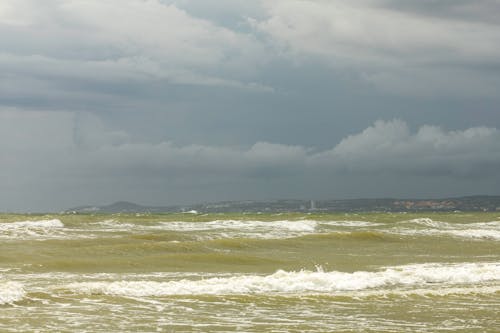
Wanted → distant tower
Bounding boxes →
[310,200,316,211]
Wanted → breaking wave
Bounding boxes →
[156,220,318,232]
[67,262,500,297]
[397,218,500,240]
[151,220,318,239]
[407,218,450,228]
[320,220,383,227]
[0,219,64,230]
[0,282,25,305]
[439,229,500,241]
[0,219,65,240]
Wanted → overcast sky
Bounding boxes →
[1,0,500,212]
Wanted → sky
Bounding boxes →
[1,0,500,212]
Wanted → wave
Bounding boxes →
[156,220,318,232]
[320,220,384,227]
[406,218,449,228]
[393,228,500,241]
[4,217,496,242]
[394,218,500,241]
[439,229,500,241]
[66,262,500,297]
[333,285,500,300]
[0,219,64,230]
[0,219,65,240]
[149,220,319,240]
[0,282,25,305]
[91,220,138,232]
[298,231,390,241]
[150,220,385,240]
[406,218,500,229]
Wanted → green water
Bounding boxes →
[1,212,499,332]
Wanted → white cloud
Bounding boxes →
[258,0,500,64]
[312,119,500,177]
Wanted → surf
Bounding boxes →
[65,262,500,297]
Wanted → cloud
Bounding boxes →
[1,1,499,210]
[2,0,499,115]
[312,119,500,177]
[63,117,500,185]
[255,0,500,96]
[161,0,265,31]
[85,119,498,180]
[3,110,499,180]
[1,109,499,211]
[73,112,129,149]
[380,0,500,24]
[0,0,269,106]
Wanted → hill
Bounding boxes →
[66,195,500,213]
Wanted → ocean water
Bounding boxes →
[0,212,499,332]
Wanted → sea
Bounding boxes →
[0,212,499,332]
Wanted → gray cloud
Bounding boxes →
[255,0,500,97]
[1,110,499,211]
[2,0,499,109]
[380,0,500,24]
[1,1,500,211]
[0,0,269,108]
[78,119,499,180]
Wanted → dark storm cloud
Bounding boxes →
[1,1,500,211]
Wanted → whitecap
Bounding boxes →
[394,228,500,241]
[152,220,318,239]
[320,221,383,227]
[0,282,25,305]
[442,229,500,241]
[406,218,451,229]
[67,262,500,297]
[0,219,64,230]
[92,220,136,231]
[0,219,66,240]
[351,285,500,298]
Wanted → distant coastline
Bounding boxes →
[65,195,500,214]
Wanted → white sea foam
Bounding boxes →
[93,220,137,231]
[67,262,500,297]
[468,221,500,228]
[406,218,500,229]
[439,229,500,241]
[407,218,451,228]
[0,282,25,304]
[157,220,317,232]
[0,219,65,240]
[152,220,318,239]
[320,221,383,227]
[352,285,500,298]
[395,218,500,240]
[0,219,64,230]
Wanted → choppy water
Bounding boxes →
[1,212,499,332]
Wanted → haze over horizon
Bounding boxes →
[1,0,500,212]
